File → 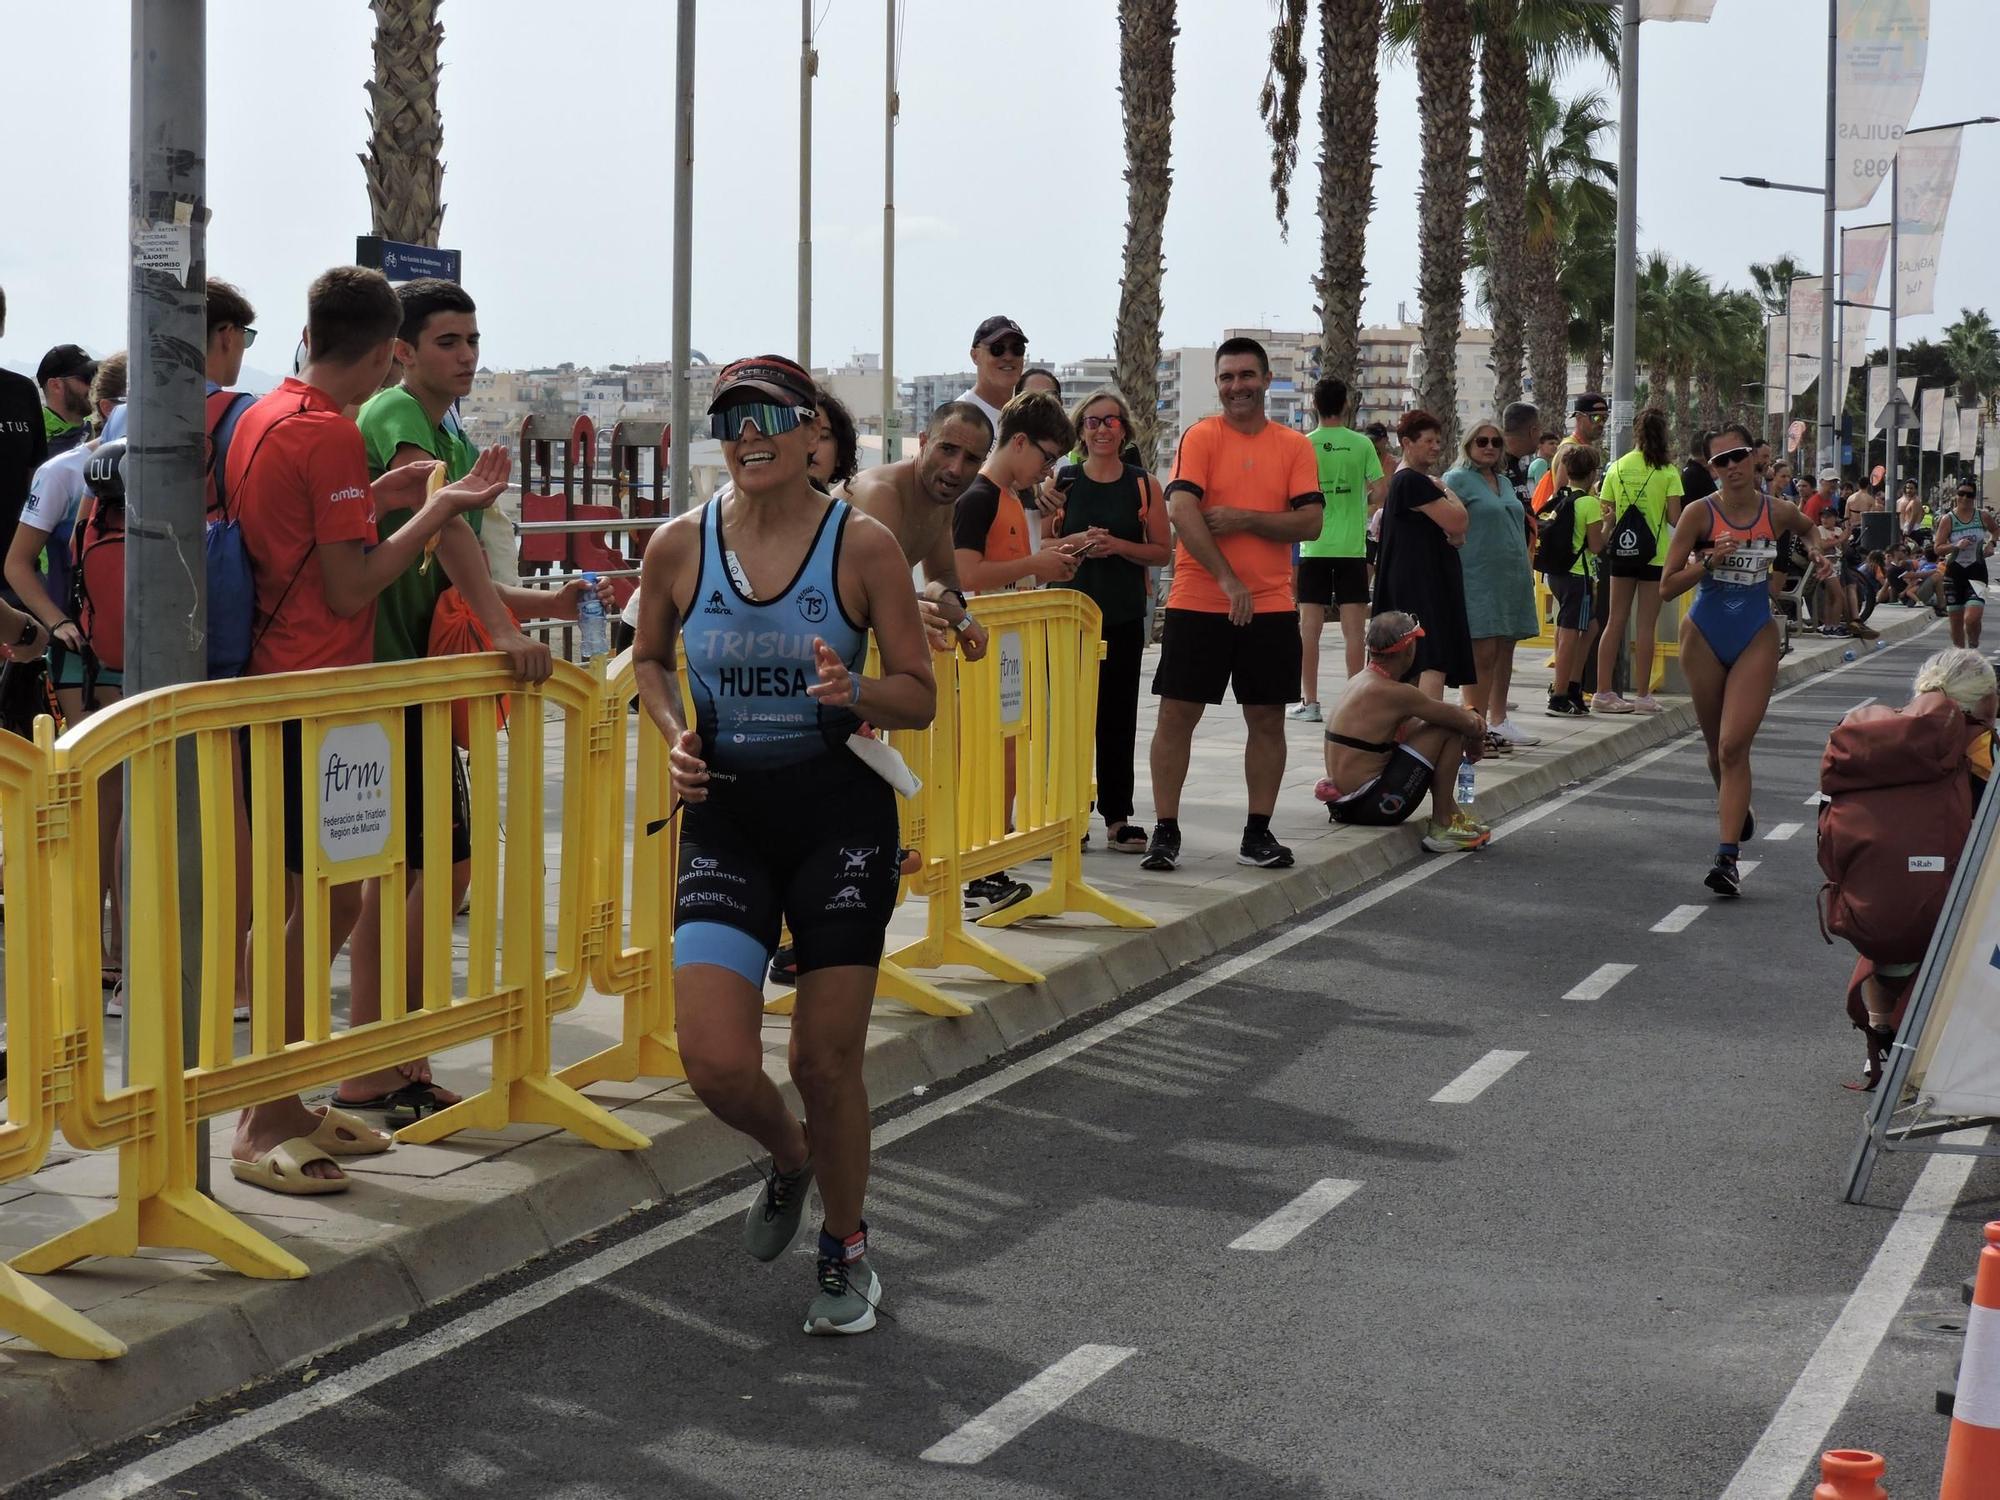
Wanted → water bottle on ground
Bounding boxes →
[1842,649,1857,663]
[577,572,609,662]
[1456,760,1476,817]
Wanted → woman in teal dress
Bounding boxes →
[1444,418,1541,750]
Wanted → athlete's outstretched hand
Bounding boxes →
[669,729,710,803]
[806,637,858,707]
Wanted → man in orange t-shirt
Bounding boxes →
[1143,337,1322,873]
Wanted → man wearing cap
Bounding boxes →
[36,345,97,459]
[1530,393,1608,514]
[960,317,1027,443]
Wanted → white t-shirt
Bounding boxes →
[21,444,92,537]
[955,387,1040,548]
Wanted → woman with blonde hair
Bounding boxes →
[1045,387,1171,851]
[1443,416,1540,749]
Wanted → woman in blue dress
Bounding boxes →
[1444,418,1541,751]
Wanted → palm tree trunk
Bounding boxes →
[1114,0,1177,468]
[1584,334,1605,402]
[1414,0,1474,446]
[1477,5,1528,409]
[1672,370,1693,458]
[364,0,447,246]
[1527,243,1568,422]
[1313,0,1385,390]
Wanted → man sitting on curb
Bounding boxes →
[1315,611,1491,853]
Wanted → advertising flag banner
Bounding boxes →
[1786,277,1825,395]
[1834,0,1930,210]
[1896,125,1961,316]
[1840,223,1890,372]
[1867,364,1890,432]
[1638,0,1717,18]
[1920,386,1943,451]
[1766,321,1787,415]
[1942,400,1961,455]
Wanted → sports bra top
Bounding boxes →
[681,497,866,773]
[1697,495,1780,594]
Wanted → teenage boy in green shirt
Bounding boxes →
[1290,376,1385,720]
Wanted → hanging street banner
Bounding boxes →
[1895,125,1962,317]
[1867,364,1890,432]
[1840,223,1891,372]
[1920,385,1945,452]
[1942,398,1961,455]
[1639,0,1718,18]
[1765,319,1787,416]
[1834,0,1930,210]
[1785,276,1825,396]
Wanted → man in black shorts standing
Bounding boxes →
[1290,376,1386,721]
[1144,337,1321,872]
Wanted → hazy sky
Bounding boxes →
[2,1,1995,382]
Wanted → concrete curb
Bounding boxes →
[0,608,1940,1488]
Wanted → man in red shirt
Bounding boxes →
[1143,337,1322,873]
[226,266,520,1194]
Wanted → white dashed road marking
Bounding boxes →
[921,1345,1138,1465]
[1228,1179,1363,1251]
[1651,905,1707,933]
[1765,822,1801,841]
[1429,1049,1529,1104]
[1562,963,1636,1001]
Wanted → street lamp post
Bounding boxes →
[669,0,695,512]
[1609,1,1639,461]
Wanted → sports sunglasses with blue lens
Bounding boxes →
[707,402,817,441]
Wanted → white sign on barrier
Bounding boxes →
[318,721,394,864]
[998,631,1026,727]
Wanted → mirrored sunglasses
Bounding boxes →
[708,403,815,441]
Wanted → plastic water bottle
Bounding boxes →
[1456,760,1476,815]
[577,572,609,662]
[1842,648,1857,663]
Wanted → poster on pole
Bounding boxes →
[1834,0,1930,210]
[1786,277,1825,394]
[1765,320,1787,416]
[1867,364,1890,433]
[1920,386,1944,452]
[1840,224,1890,372]
[1895,125,1962,317]
[1942,400,1961,456]
[1638,0,1717,18]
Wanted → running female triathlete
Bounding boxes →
[1934,479,1997,650]
[1662,423,1825,898]
[632,355,935,1336]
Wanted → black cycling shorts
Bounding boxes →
[1327,742,1433,827]
[673,750,901,987]
[1151,609,1301,706]
[1296,556,1371,609]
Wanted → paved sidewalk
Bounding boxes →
[0,607,1942,1485]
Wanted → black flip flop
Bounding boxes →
[331,1080,454,1125]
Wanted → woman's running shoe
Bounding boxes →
[1629,695,1663,714]
[1492,719,1541,746]
[1593,692,1634,714]
[1704,854,1742,898]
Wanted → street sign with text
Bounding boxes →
[355,236,462,283]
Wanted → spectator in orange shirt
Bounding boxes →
[1142,338,1322,873]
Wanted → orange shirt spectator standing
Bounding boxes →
[224,266,518,1198]
[1142,337,1322,874]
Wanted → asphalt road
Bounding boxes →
[29,622,2000,1500]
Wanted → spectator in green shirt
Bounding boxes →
[1289,376,1386,720]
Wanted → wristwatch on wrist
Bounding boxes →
[939,587,968,612]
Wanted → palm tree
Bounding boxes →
[1409,0,1476,441]
[1747,254,1810,320]
[1562,213,1616,400]
[1260,0,1385,390]
[1942,307,2000,477]
[1523,79,1614,419]
[362,0,447,246]
[1114,0,1177,466]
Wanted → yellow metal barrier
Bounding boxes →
[11,657,645,1286]
[0,718,122,1358]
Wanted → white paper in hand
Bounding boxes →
[846,733,921,796]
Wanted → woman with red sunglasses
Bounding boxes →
[1045,388,1173,852]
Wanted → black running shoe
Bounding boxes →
[963,874,1031,915]
[1238,828,1294,868]
[1140,824,1181,871]
[767,944,799,986]
[1704,855,1742,898]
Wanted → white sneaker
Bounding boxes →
[233,1003,251,1022]
[1286,701,1323,723]
[104,984,123,1019]
[1491,719,1540,747]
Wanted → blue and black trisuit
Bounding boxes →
[672,497,902,986]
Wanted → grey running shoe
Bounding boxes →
[806,1247,882,1336]
[743,1156,814,1263]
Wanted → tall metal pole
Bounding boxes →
[798,0,813,368]
[881,0,899,463]
[1608,1,1639,461]
[126,0,210,1187]
[670,0,695,512]
[1818,0,1837,475]
[1885,156,1900,504]
[1783,279,1793,451]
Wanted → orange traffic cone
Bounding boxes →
[1940,1220,2000,1498]
[1814,1449,1885,1499]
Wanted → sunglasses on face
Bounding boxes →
[708,402,815,441]
[236,325,259,347]
[1471,436,1502,449]
[1083,413,1125,431]
[1710,446,1754,469]
[1034,443,1066,471]
[984,338,1026,358]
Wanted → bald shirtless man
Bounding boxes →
[839,399,994,662]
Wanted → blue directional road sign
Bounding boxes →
[355,236,462,284]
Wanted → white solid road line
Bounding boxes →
[1719,1129,1988,1500]
[920,1344,1138,1465]
[1765,823,1801,841]
[1228,1178,1364,1252]
[63,636,1938,1500]
[1562,962,1636,1001]
[1429,1049,1529,1104]
[1651,905,1706,933]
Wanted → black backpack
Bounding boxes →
[1535,486,1583,577]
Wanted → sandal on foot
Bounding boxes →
[230,1138,349,1196]
[308,1104,394,1157]
[332,1080,456,1124]
[1107,824,1150,853]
